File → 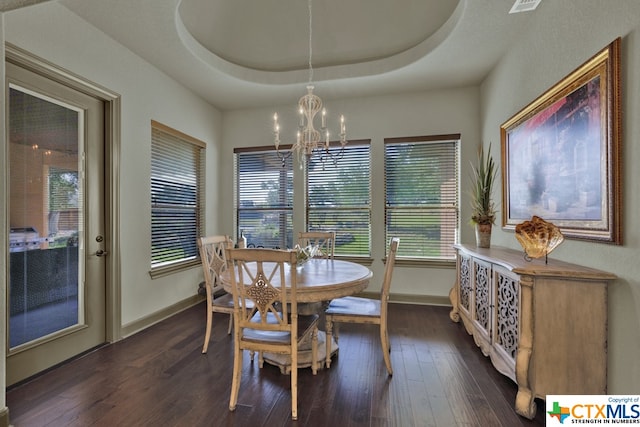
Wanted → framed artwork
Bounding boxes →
[500,38,622,244]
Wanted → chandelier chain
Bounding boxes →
[272,0,348,168]
[307,0,313,84]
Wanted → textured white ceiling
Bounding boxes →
[178,0,459,72]
[51,0,538,110]
[0,0,53,12]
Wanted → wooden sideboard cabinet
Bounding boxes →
[449,244,616,419]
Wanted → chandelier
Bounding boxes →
[273,0,347,167]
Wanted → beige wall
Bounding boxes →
[481,1,640,393]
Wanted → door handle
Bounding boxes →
[95,249,109,257]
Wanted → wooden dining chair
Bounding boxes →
[324,237,399,375]
[197,235,253,354]
[297,231,336,259]
[226,248,319,421]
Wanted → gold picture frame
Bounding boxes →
[500,38,622,244]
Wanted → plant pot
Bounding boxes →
[475,223,492,248]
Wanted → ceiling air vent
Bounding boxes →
[509,0,542,14]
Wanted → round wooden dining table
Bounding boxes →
[220,258,373,373]
[220,258,372,302]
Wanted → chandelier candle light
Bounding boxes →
[273,0,347,167]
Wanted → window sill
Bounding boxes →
[334,255,374,266]
[149,259,201,279]
[336,256,456,268]
[391,258,456,268]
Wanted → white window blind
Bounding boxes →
[306,142,371,256]
[385,135,459,260]
[235,148,293,249]
[150,121,205,271]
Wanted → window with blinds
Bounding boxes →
[235,148,293,249]
[307,142,371,256]
[150,120,205,272]
[384,135,459,260]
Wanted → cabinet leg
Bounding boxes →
[448,286,460,322]
[515,387,536,419]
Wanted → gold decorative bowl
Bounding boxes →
[515,216,564,260]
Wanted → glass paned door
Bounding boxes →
[9,86,84,348]
[6,59,106,386]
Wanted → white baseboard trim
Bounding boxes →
[120,295,205,339]
[1,406,9,427]
[357,292,452,306]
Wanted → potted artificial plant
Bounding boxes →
[470,143,498,248]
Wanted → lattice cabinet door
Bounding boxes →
[492,266,520,379]
[458,254,473,318]
[472,258,492,353]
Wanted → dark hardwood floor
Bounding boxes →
[7,302,546,426]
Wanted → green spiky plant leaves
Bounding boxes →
[470,143,498,225]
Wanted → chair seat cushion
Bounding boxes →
[211,292,254,310]
[243,312,319,344]
[326,296,380,317]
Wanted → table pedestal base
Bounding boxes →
[262,330,338,374]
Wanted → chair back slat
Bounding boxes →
[198,235,233,294]
[226,248,298,334]
[380,237,400,301]
[297,231,336,259]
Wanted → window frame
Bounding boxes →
[384,134,460,264]
[305,139,372,258]
[234,145,294,250]
[149,120,206,277]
